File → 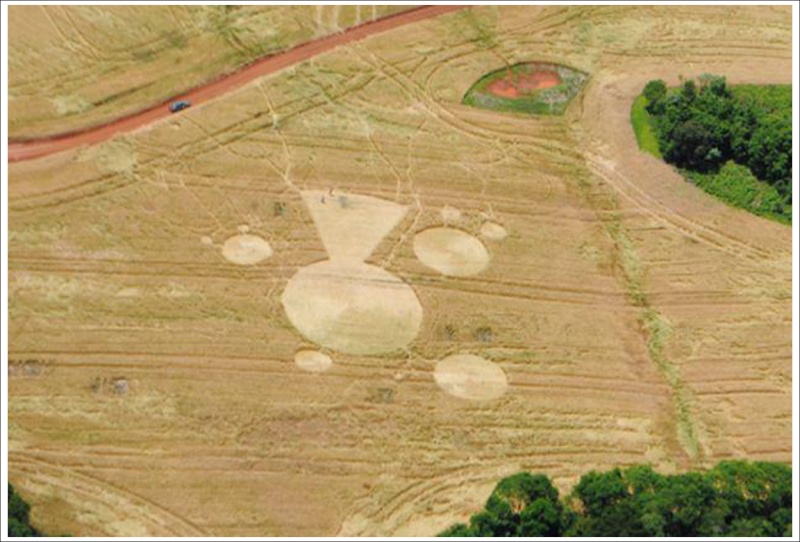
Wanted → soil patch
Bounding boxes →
[487,69,561,98]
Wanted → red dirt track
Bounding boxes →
[487,69,562,98]
[7,5,467,163]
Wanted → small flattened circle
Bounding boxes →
[295,350,333,373]
[222,234,273,265]
[434,354,508,401]
[413,227,490,277]
[480,221,508,241]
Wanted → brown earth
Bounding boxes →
[7,4,792,538]
[487,69,562,98]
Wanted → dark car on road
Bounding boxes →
[169,100,191,113]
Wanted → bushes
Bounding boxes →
[685,161,789,224]
[438,461,792,537]
[634,75,792,223]
[747,113,793,188]
[7,484,41,537]
[643,79,667,114]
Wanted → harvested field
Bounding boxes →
[7,4,412,139]
[7,4,793,538]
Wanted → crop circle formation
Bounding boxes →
[281,260,424,356]
[221,234,273,265]
[294,350,333,373]
[434,354,509,400]
[413,227,490,277]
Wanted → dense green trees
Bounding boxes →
[439,461,792,537]
[440,473,572,537]
[641,75,792,215]
[8,484,41,537]
[643,80,667,115]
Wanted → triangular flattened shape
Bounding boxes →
[300,190,408,261]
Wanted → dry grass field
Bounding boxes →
[7,5,792,537]
[8,4,411,139]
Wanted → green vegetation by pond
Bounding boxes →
[631,75,792,224]
[439,460,793,537]
[630,95,663,158]
[463,62,588,115]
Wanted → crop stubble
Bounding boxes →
[7,5,411,139]
[7,5,792,537]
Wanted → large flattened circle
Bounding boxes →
[413,227,490,277]
[281,260,422,355]
[434,354,508,401]
[222,234,273,265]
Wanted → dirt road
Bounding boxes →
[7,5,466,163]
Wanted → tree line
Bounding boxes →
[439,460,792,537]
[641,75,792,206]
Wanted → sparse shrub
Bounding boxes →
[474,326,493,343]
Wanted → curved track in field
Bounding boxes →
[7,5,467,163]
